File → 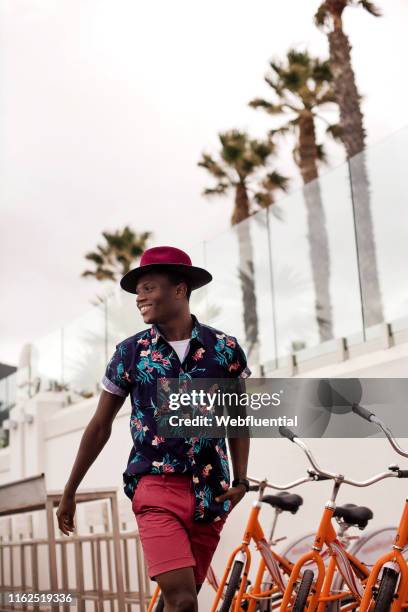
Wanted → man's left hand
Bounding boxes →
[215,484,246,510]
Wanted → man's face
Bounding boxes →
[135,272,186,324]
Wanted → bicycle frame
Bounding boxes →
[210,499,294,612]
[279,499,370,611]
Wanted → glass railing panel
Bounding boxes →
[204,210,275,370]
[268,189,319,360]
[318,162,363,339]
[249,209,277,369]
[268,161,363,361]
[200,224,245,344]
[349,127,408,328]
[63,304,106,399]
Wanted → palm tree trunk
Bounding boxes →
[328,24,384,327]
[232,183,260,368]
[298,112,334,342]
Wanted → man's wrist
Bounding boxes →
[232,477,250,492]
[64,484,76,497]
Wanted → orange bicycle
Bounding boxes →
[277,426,408,611]
[351,403,408,610]
[210,472,325,612]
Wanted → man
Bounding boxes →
[57,246,251,612]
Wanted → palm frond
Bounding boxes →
[314,3,330,27]
[287,49,310,68]
[250,139,275,162]
[219,130,247,165]
[268,124,294,139]
[359,0,382,17]
[84,251,104,265]
[254,190,274,208]
[263,170,290,192]
[312,59,332,84]
[197,153,227,179]
[202,182,230,198]
[326,123,343,141]
[249,98,284,114]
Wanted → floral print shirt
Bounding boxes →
[102,314,251,523]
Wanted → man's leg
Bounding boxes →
[156,581,203,611]
[155,567,198,612]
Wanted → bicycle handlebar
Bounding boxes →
[248,475,314,491]
[352,403,408,460]
[278,421,408,487]
[342,468,408,486]
[352,403,374,422]
[279,426,297,442]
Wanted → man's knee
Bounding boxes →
[164,590,197,612]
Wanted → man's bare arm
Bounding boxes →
[56,390,126,534]
[63,390,126,495]
[228,437,250,481]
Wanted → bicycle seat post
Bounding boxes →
[268,506,282,545]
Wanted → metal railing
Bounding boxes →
[0,474,150,611]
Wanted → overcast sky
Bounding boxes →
[1,0,407,364]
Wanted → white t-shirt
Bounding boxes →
[102,338,191,395]
[168,339,190,364]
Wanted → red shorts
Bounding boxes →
[132,473,228,584]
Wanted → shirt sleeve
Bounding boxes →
[227,337,252,379]
[101,342,134,398]
[223,338,251,436]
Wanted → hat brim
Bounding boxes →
[120,263,212,294]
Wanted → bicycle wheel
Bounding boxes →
[219,560,244,612]
[373,567,399,611]
[292,569,314,611]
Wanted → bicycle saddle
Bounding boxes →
[333,503,373,529]
[261,491,303,514]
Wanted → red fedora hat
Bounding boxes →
[120,246,212,294]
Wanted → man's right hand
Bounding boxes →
[56,492,76,535]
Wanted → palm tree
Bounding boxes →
[82,226,151,282]
[198,130,288,365]
[250,49,339,342]
[315,0,384,327]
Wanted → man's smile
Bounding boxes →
[139,303,153,315]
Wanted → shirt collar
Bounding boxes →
[150,314,204,347]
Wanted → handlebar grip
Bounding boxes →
[248,485,260,491]
[352,403,375,422]
[398,470,408,478]
[315,473,332,481]
[279,426,298,441]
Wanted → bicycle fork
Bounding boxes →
[359,500,408,611]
